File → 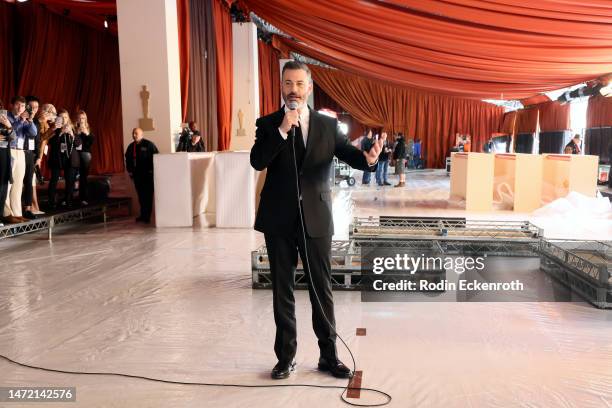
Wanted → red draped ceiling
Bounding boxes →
[244,0,612,99]
[309,65,505,168]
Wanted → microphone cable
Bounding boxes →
[0,112,391,407]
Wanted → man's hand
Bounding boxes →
[0,115,10,129]
[364,138,383,165]
[279,109,300,134]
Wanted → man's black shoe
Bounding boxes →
[271,360,296,379]
[318,357,353,379]
[23,211,36,220]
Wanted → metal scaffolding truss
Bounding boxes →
[252,240,361,271]
[0,198,131,241]
[350,216,543,242]
[540,240,610,285]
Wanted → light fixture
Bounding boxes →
[104,19,108,29]
[16,0,29,3]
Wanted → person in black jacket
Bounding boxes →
[393,133,407,187]
[176,121,204,152]
[74,111,95,205]
[47,110,81,209]
[360,130,374,185]
[565,134,582,155]
[250,61,381,380]
[125,128,159,223]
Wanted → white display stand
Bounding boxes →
[154,152,216,227]
[215,151,256,228]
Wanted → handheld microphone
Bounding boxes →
[286,100,299,139]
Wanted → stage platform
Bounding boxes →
[0,197,131,241]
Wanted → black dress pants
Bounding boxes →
[48,166,76,206]
[0,148,10,211]
[79,152,91,201]
[133,173,154,221]
[264,213,337,364]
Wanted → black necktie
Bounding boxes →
[291,125,306,168]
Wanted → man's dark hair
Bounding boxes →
[573,134,581,140]
[25,95,40,104]
[282,60,312,81]
[11,96,26,105]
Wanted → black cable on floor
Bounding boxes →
[0,354,391,406]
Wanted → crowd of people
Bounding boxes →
[360,130,423,187]
[0,96,95,226]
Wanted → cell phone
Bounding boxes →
[0,109,7,122]
[55,116,64,127]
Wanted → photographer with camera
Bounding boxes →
[74,110,94,205]
[0,102,15,226]
[47,110,81,209]
[4,96,37,222]
[176,121,204,152]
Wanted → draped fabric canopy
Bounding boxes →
[309,65,505,168]
[244,0,612,99]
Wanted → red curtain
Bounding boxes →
[0,1,16,108]
[538,101,570,132]
[314,84,365,142]
[587,95,612,127]
[515,107,539,133]
[257,40,280,117]
[10,2,124,175]
[177,0,190,122]
[212,0,232,150]
[308,65,504,168]
[500,111,517,135]
[245,0,612,99]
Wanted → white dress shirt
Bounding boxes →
[278,105,310,147]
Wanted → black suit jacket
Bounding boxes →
[250,107,375,238]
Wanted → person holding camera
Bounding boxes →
[21,96,41,219]
[177,121,203,152]
[75,110,94,205]
[0,105,15,226]
[4,96,37,222]
[47,110,81,209]
[125,128,159,223]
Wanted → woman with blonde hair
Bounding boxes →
[30,103,57,214]
[47,109,81,208]
[74,110,94,205]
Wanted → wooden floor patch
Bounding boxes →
[347,370,363,399]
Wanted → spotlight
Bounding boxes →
[104,19,108,29]
[16,0,29,3]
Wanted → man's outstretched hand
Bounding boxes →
[364,138,383,165]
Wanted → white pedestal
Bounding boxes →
[154,152,216,227]
[215,151,255,228]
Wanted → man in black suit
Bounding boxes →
[250,60,382,380]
